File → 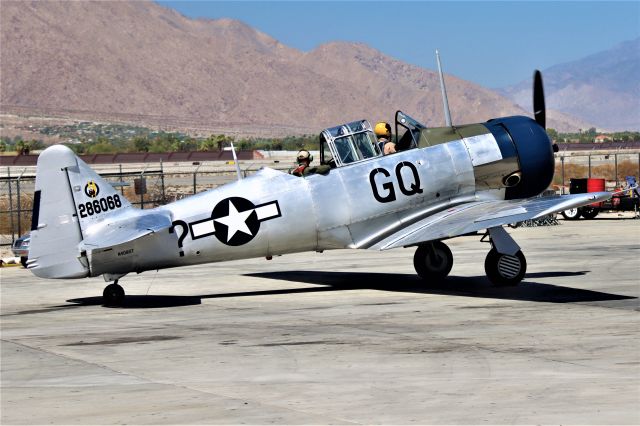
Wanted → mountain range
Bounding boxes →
[501,38,640,131]
[1,1,632,138]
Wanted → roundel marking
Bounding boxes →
[212,197,260,246]
[187,197,281,247]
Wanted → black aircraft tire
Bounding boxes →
[561,208,581,220]
[580,206,599,220]
[484,248,527,287]
[103,283,125,307]
[20,257,28,268]
[414,241,453,281]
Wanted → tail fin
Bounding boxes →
[28,145,132,278]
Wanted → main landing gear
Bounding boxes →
[413,241,453,281]
[412,226,527,286]
[103,278,126,307]
[484,247,527,286]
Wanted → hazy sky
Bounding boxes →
[157,1,640,88]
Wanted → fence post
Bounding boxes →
[160,159,165,204]
[614,154,618,188]
[139,165,148,210]
[140,181,144,209]
[588,155,591,178]
[7,167,15,242]
[561,156,565,194]
[119,164,124,196]
[193,163,202,195]
[16,170,24,237]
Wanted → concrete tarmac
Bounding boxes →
[1,216,639,424]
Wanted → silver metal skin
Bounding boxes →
[28,116,611,285]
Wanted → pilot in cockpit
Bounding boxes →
[291,150,330,177]
[375,122,396,155]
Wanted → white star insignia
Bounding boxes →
[214,199,254,242]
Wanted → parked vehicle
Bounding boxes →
[11,233,30,267]
[561,177,639,220]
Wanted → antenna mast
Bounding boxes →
[230,142,243,181]
[436,49,453,128]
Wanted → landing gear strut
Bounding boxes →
[103,281,125,307]
[413,241,453,281]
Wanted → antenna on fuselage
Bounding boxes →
[435,49,453,128]
[229,142,243,181]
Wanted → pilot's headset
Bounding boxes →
[296,149,313,164]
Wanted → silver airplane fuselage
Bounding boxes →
[84,116,548,277]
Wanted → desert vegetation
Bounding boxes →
[553,160,639,189]
[0,123,319,154]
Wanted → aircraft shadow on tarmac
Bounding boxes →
[61,270,636,309]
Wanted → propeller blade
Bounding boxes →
[533,70,546,129]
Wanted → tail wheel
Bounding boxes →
[561,208,581,220]
[484,248,527,286]
[414,241,453,281]
[103,283,125,307]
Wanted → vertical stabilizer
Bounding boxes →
[28,145,132,278]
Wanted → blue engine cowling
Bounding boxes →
[485,116,555,200]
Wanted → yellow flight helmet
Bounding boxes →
[374,122,391,138]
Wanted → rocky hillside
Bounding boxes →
[502,38,640,131]
[1,1,592,135]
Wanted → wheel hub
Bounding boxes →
[426,252,446,271]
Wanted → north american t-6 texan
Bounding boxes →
[26,58,611,306]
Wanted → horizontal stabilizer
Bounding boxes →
[81,210,175,277]
[82,212,172,249]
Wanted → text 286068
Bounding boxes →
[78,195,122,218]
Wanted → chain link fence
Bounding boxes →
[554,152,640,193]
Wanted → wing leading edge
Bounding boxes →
[368,192,611,251]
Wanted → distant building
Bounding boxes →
[594,134,611,143]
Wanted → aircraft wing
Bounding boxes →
[81,211,173,250]
[369,192,611,251]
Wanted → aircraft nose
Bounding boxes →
[490,116,555,199]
